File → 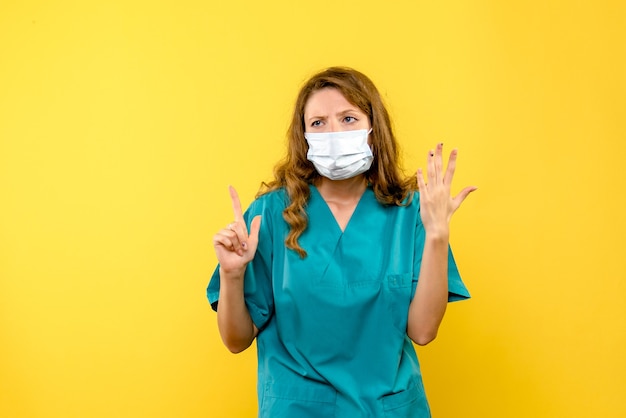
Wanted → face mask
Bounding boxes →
[304,129,373,180]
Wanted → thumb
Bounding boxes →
[453,186,478,207]
[247,215,262,247]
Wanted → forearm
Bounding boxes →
[407,231,450,346]
[216,268,258,353]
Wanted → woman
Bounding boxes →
[208,67,476,417]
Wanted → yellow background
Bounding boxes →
[1,1,624,417]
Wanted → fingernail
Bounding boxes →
[242,242,248,250]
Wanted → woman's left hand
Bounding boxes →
[416,143,477,237]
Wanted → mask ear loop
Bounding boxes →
[366,128,374,148]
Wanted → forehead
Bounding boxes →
[304,87,362,116]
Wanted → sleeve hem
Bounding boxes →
[448,293,471,303]
[448,284,471,302]
[247,301,270,331]
[208,290,220,312]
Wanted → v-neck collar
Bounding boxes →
[309,184,373,235]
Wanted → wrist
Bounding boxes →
[424,227,450,243]
[219,266,246,281]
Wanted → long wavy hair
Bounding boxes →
[259,67,416,257]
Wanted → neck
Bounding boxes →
[315,175,368,202]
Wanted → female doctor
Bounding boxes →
[208,67,476,417]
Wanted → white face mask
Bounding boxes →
[304,128,373,180]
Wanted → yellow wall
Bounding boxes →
[1,1,624,416]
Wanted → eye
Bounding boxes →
[311,120,322,127]
[344,116,357,123]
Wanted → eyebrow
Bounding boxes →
[305,109,361,122]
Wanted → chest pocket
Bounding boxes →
[260,379,337,418]
[384,273,414,335]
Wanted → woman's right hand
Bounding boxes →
[213,186,262,276]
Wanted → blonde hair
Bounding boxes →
[260,67,416,257]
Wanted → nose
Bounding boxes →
[326,119,340,132]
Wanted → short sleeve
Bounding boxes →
[206,196,276,330]
[412,194,471,302]
[445,247,471,302]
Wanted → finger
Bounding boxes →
[452,186,478,209]
[229,186,245,223]
[427,149,436,184]
[228,222,249,251]
[228,186,249,247]
[416,168,427,192]
[221,228,244,256]
[213,233,240,254]
[434,143,443,182]
[444,149,458,185]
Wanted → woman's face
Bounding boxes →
[303,88,370,134]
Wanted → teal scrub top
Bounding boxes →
[208,185,470,417]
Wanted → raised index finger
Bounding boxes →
[229,185,245,223]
